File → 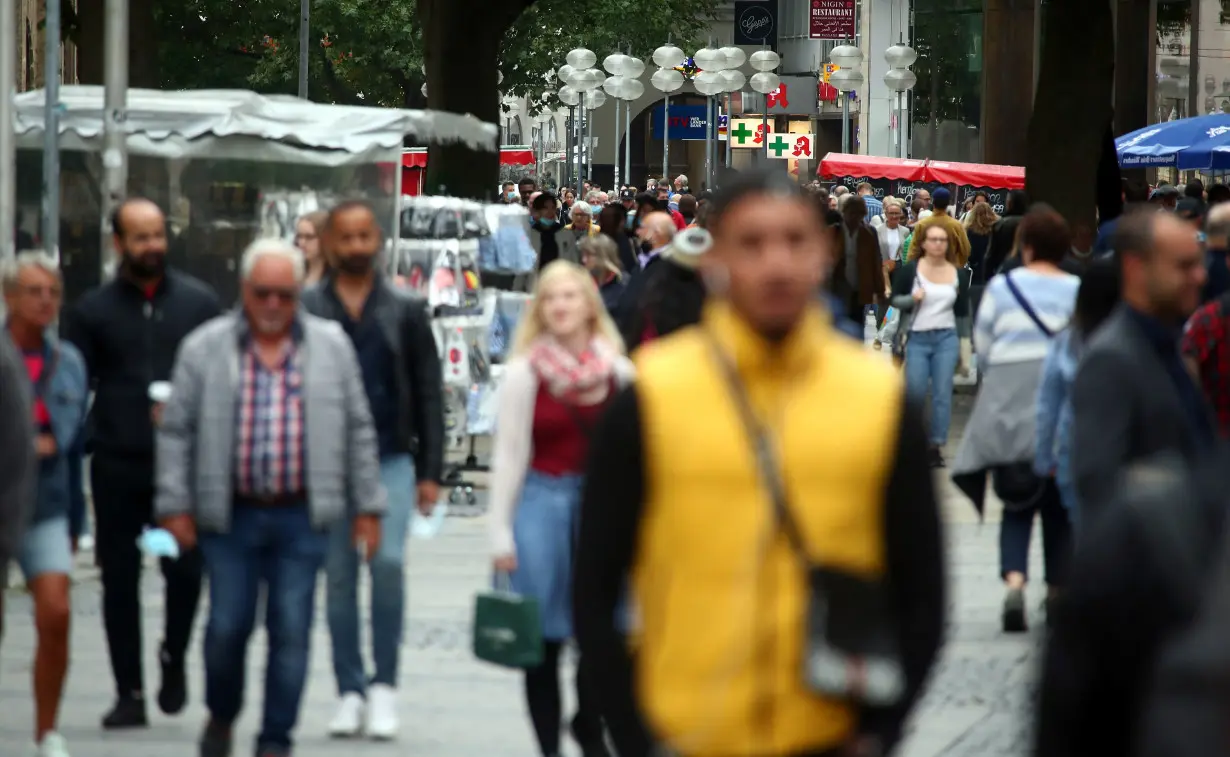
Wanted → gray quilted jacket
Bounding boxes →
[154,310,386,532]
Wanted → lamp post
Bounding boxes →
[695,46,727,191]
[720,46,747,171]
[534,110,552,183]
[748,50,781,166]
[883,43,918,159]
[564,50,601,196]
[621,54,645,186]
[603,53,628,187]
[652,43,686,183]
[583,88,607,183]
[829,43,864,154]
[558,82,581,188]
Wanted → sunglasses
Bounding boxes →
[251,286,297,303]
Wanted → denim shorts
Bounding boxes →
[18,515,73,580]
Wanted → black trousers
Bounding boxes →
[524,641,603,755]
[92,453,203,699]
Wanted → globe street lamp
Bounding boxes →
[883,43,918,159]
[583,88,607,183]
[829,43,864,154]
[652,42,686,182]
[621,55,646,186]
[749,49,781,165]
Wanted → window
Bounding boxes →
[911,0,984,162]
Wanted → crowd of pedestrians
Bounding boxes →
[9,164,1230,757]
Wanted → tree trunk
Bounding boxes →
[982,0,1036,166]
[1026,0,1115,242]
[73,0,159,87]
[1114,0,1155,183]
[419,0,534,200]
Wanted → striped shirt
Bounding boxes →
[234,338,305,497]
[974,269,1080,367]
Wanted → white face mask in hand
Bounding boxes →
[411,501,450,540]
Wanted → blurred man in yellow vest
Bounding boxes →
[575,170,946,757]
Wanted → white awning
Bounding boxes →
[14,86,499,167]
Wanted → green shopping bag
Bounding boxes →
[472,576,544,669]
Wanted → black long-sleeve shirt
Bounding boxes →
[574,386,946,756]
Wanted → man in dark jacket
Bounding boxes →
[300,200,444,739]
[65,197,222,729]
[1036,451,1228,757]
[1070,210,1214,523]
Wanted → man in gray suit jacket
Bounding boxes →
[0,333,34,635]
[155,238,386,757]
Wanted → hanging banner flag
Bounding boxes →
[810,0,856,40]
[730,118,775,149]
[766,133,815,160]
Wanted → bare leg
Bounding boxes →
[30,573,71,741]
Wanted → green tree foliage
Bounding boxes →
[152,0,718,112]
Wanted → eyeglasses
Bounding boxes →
[250,286,298,303]
[294,233,317,242]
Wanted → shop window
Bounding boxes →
[912,8,983,162]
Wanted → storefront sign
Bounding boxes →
[746,76,820,115]
[956,185,1007,215]
[651,105,710,141]
[734,0,778,46]
[810,0,856,40]
[730,118,775,149]
[766,133,816,160]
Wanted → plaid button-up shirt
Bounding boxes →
[234,335,305,497]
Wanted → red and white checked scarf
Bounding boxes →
[528,335,616,401]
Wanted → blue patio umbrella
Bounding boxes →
[1116,113,1230,170]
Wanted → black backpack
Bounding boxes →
[1132,455,1230,757]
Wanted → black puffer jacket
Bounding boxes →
[66,270,221,459]
[301,275,444,483]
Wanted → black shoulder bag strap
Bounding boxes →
[1003,272,1054,337]
[702,331,811,567]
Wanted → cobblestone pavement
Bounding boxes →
[0,396,1046,757]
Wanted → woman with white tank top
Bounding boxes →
[890,223,972,467]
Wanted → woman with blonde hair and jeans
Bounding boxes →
[490,260,634,757]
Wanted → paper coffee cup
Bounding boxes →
[148,381,173,404]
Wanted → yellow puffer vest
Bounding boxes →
[630,301,905,756]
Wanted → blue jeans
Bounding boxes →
[199,503,328,750]
[904,327,959,446]
[999,478,1072,586]
[326,454,415,695]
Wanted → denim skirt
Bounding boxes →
[509,470,583,641]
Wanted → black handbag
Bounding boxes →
[991,461,1049,512]
[704,332,905,707]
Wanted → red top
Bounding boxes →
[530,384,609,475]
[22,352,51,429]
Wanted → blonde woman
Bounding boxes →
[964,201,999,286]
[489,260,634,757]
[295,210,329,285]
[578,234,627,320]
[890,223,972,467]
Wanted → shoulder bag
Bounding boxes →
[703,332,905,707]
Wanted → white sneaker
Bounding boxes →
[35,732,70,757]
[365,684,399,740]
[327,692,366,738]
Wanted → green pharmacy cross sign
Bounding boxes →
[730,122,755,146]
[767,134,791,158]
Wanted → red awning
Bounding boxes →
[818,153,928,182]
[401,148,536,168]
[924,160,1025,190]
